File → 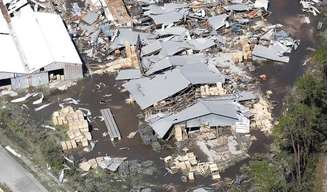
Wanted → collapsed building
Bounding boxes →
[0,2,83,90]
[149,97,253,139]
[104,1,288,156]
[123,55,225,109]
[11,0,294,180]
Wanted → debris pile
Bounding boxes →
[79,156,127,172]
[250,97,273,133]
[7,0,295,183]
[118,160,156,177]
[191,126,250,167]
[52,106,92,151]
[300,0,321,16]
[67,0,290,178]
[163,150,221,182]
[50,1,113,63]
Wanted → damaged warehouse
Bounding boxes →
[0,0,319,189]
[0,2,83,90]
[104,0,285,181]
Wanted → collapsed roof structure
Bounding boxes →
[149,97,252,138]
[106,0,293,139]
[124,54,225,109]
[52,0,294,144]
[143,3,189,25]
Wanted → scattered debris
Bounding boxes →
[79,156,127,172]
[11,93,33,103]
[127,131,137,139]
[259,74,268,80]
[300,0,321,16]
[250,97,273,133]
[163,150,221,182]
[0,0,291,185]
[34,103,51,111]
[32,93,44,105]
[5,145,22,158]
[41,124,56,131]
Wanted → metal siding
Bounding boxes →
[11,76,29,89]
[31,72,49,86]
[11,73,49,89]
[64,64,83,80]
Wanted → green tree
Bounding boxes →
[246,159,286,192]
[274,103,321,184]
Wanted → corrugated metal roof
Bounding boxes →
[154,26,189,36]
[224,4,251,11]
[150,99,248,138]
[0,5,82,74]
[125,55,225,110]
[157,40,192,57]
[208,14,229,30]
[111,28,154,49]
[116,69,142,80]
[124,68,191,109]
[204,91,258,102]
[144,3,188,25]
[186,114,237,128]
[141,40,162,56]
[252,42,290,63]
[144,3,187,15]
[186,38,216,51]
[142,55,225,84]
[143,56,173,76]
[142,38,215,57]
[149,11,185,25]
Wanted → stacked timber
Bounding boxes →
[52,106,92,151]
[200,83,226,97]
[163,151,221,182]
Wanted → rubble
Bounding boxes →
[250,97,273,133]
[79,156,128,172]
[34,103,51,111]
[163,150,221,182]
[300,0,321,16]
[0,0,296,185]
[10,93,33,103]
[32,93,44,105]
[118,160,156,177]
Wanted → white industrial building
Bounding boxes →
[0,3,83,89]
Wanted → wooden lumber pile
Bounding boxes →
[53,106,92,151]
[164,151,221,181]
[200,83,226,97]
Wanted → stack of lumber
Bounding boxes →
[52,106,92,151]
